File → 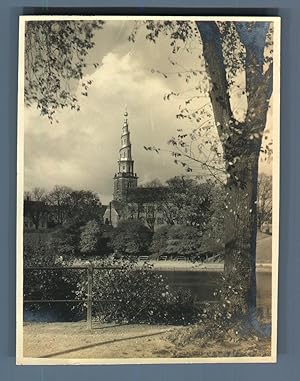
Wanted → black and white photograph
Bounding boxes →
[16,15,280,364]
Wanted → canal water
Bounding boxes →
[24,270,272,321]
[158,270,272,319]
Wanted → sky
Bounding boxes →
[24,20,273,205]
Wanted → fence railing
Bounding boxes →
[24,264,123,329]
[24,265,272,329]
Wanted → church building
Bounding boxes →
[103,111,138,227]
[103,110,167,229]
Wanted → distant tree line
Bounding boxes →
[24,174,271,261]
[24,185,103,229]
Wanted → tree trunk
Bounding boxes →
[224,147,260,316]
[196,21,272,320]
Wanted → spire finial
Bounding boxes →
[124,105,128,118]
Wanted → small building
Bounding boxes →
[103,201,122,228]
[24,198,49,230]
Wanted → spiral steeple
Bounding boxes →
[113,110,138,201]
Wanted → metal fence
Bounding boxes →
[24,265,272,328]
[24,264,123,329]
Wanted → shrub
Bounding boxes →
[24,233,199,325]
[192,268,253,340]
[47,223,82,257]
[88,259,200,324]
[24,233,84,320]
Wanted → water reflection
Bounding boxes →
[24,270,272,322]
[159,270,272,319]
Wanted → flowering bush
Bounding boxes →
[78,259,200,324]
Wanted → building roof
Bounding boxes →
[126,187,167,203]
[99,205,108,218]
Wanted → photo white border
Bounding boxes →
[16,15,281,365]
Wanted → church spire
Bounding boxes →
[113,110,138,201]
[118,110,133,173]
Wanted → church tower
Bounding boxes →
[113,111,138,201]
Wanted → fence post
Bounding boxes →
[87,263,93,330]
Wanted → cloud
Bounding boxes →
[24,50,190,204]
[24,20,273,205]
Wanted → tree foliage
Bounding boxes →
[45,185,102,226]
[24,199,48,230]
[65,190,103,226]
[24,240,199,324]
[23,19,275,325]
[24,187,48,229]
[26,186,47,201]
[79,220,102,255]
[140,178,163,188]
[110,220,153,256]
[48,222,81,257]
[46,185,73,225]
[131,20,274,318]
[23,234,84,320]
[25,20,104,122]
[122,176,219,233]
[151,224,202,259]
[257,174,272,231]
[162,176,214,229]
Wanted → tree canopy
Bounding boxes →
[162,176,215,229]
[23,18,276,320]
[25,185,103,228]
[46,186,102,226]
[151,224,203,259]
[110,220,153,256]
[25,20,104,122]
[131,20,274,318]
[79,220,102,256]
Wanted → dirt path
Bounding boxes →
[23,321,271,360]
[23,322,180,359]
